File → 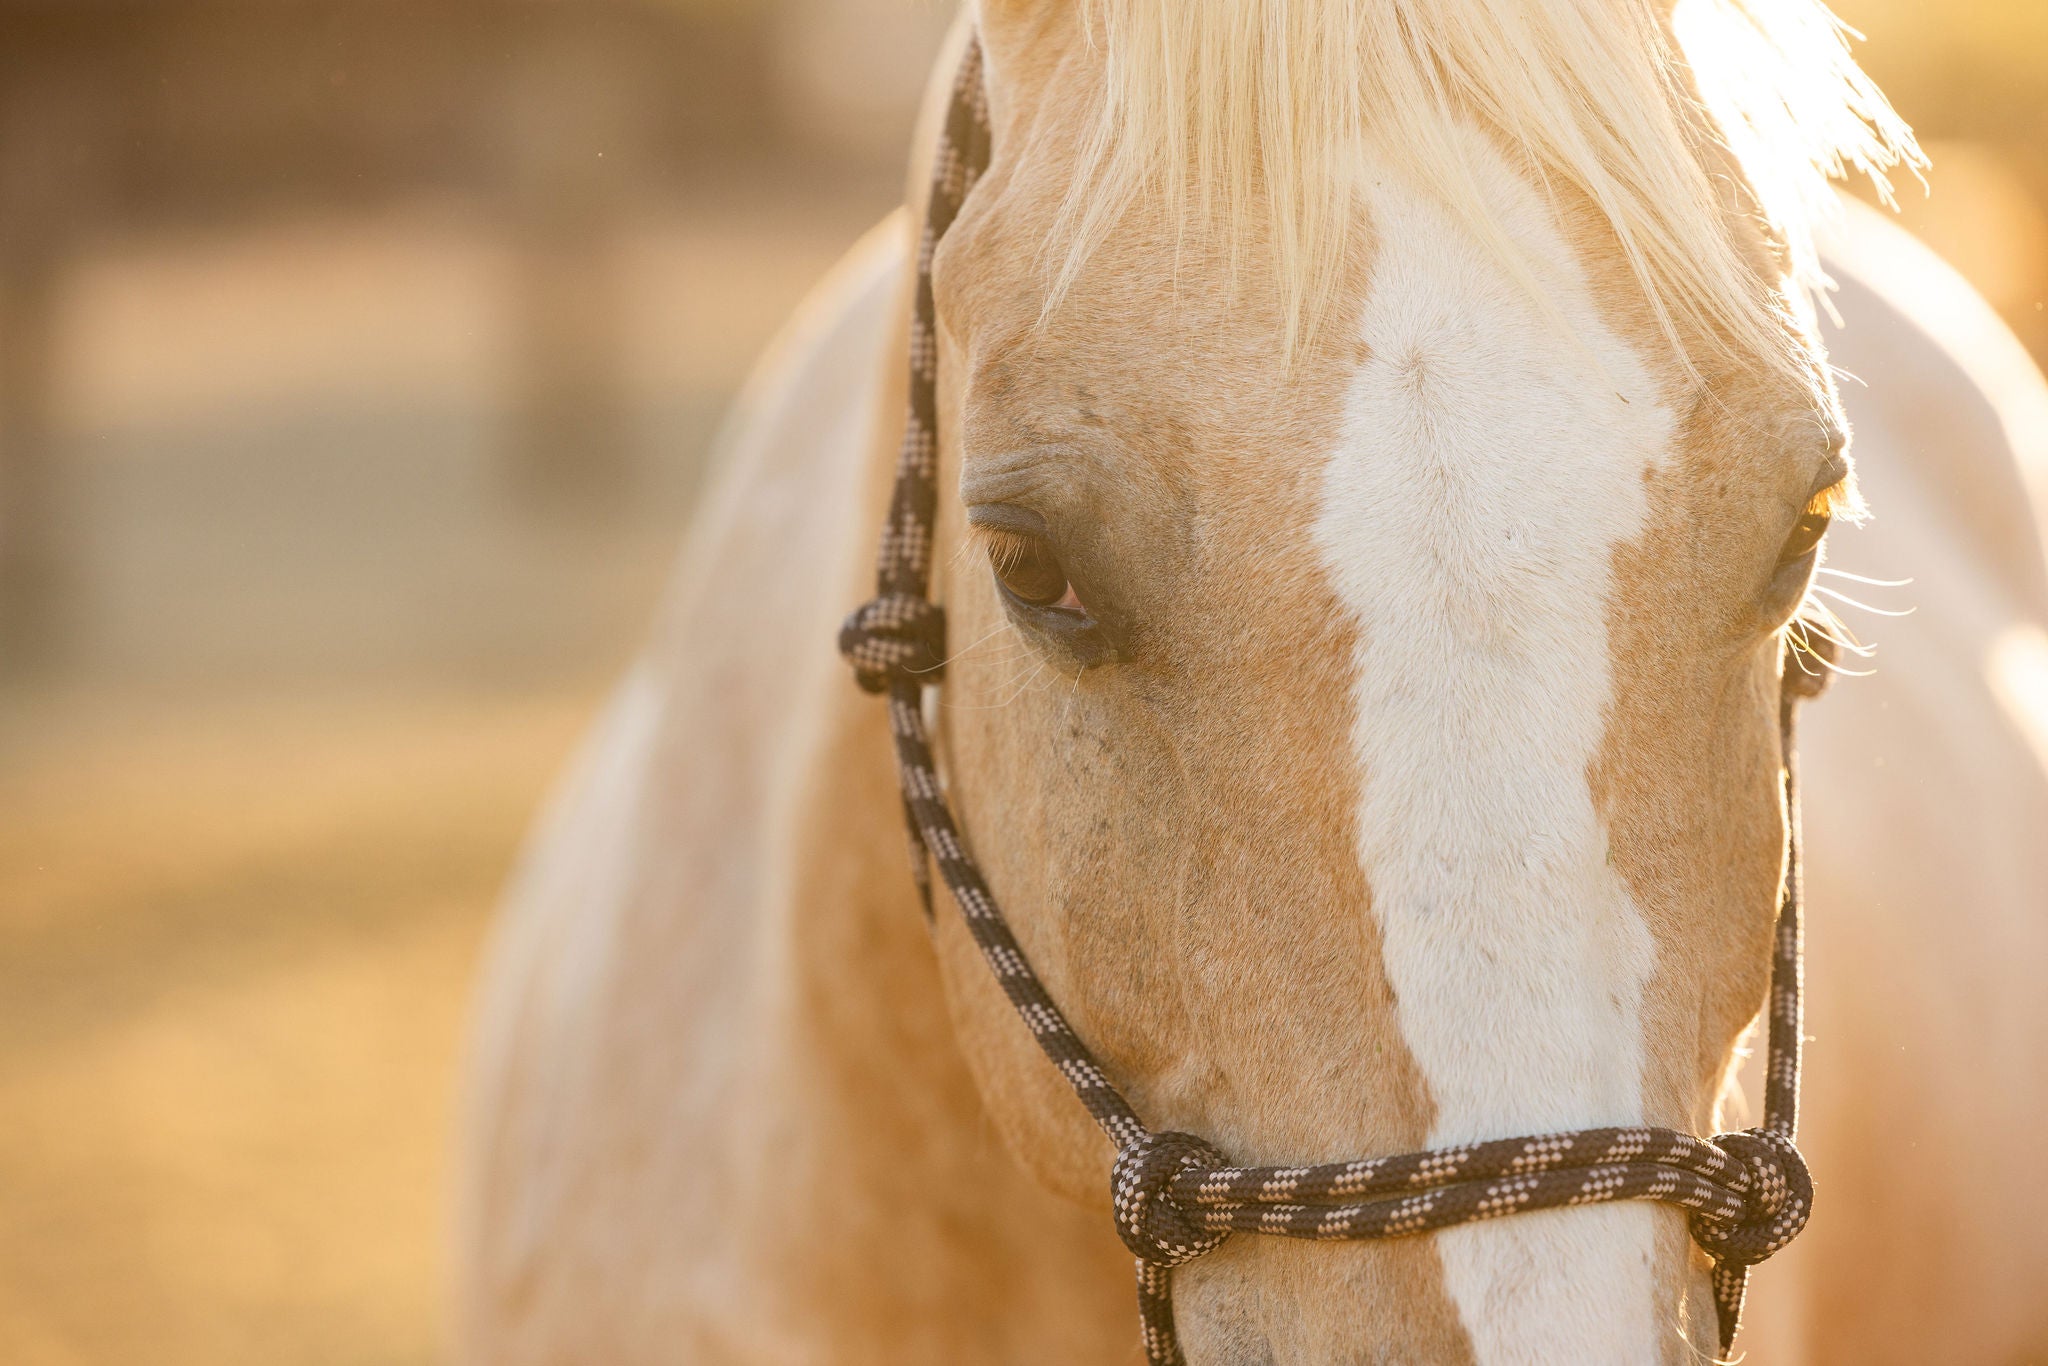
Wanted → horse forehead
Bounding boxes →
[1332,135,1677,552]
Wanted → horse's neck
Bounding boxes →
[694,219,1130,1352]
[718,670,1118,1354]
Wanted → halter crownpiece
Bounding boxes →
[838,35,1818,1363]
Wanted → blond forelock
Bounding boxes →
[1043,0,1922,376]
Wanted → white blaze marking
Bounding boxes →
[1316,131,1673,1361]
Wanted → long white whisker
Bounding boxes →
[1800,620,1878,658]
[1788,620,1877,677]
[1796,601,1879,658]
[945,618,1017,666]
[960,642,1034,670]
[1802,597,1853,638]
[1815,567,1912,588]
[991,659,1050,709]
[943,650,1054,711]
[1809,585,1915,618]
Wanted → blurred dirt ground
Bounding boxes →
[0,689,580,1366]
[0,168,898,1365]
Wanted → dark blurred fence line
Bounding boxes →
[0,0,2039,671]
[0,0,942,669]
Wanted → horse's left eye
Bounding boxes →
[1779,509,1830,565]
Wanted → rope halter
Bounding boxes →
[839,594,947,694]
[839,34,1821,1364]
[1686,1128,1815,1267]
[1111,1131,1236,1267]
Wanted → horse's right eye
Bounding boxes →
[982,528,1078,609]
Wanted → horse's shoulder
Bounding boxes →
[1784,199,2048,1364]
[455,216,911,1360]
[1820,196,2048,620]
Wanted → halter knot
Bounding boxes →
[839,594,947,693]
[1112,1131,1232,1267]
[1689,1128,1814,1267]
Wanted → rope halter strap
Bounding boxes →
[839,594,947,694]
[838,34,1821,1364]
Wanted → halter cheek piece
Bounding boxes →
[839,37,1818,1363]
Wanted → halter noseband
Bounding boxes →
[839,37,1818,1363]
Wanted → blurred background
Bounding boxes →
[0,2,2040,1362]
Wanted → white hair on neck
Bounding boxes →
[1048,0,1923,373]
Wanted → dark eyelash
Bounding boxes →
[968,524,1042,574]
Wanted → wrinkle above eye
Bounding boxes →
[958,444,1078,512]
[1813,451,1850,497]
[966,500,1052,539]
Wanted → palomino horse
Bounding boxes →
[457,3,2048,1361]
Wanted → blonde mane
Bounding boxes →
[1052,0,1923,374]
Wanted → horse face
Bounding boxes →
[922,10,1850,1360]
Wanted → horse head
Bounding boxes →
[908,2,1894,1357]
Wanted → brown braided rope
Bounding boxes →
[840,36,1817,1363]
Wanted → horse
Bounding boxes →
[454,3,2048,1361]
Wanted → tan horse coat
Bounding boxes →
[457,29,2048,1366]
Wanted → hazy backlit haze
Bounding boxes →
[0,2,2039,1361]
